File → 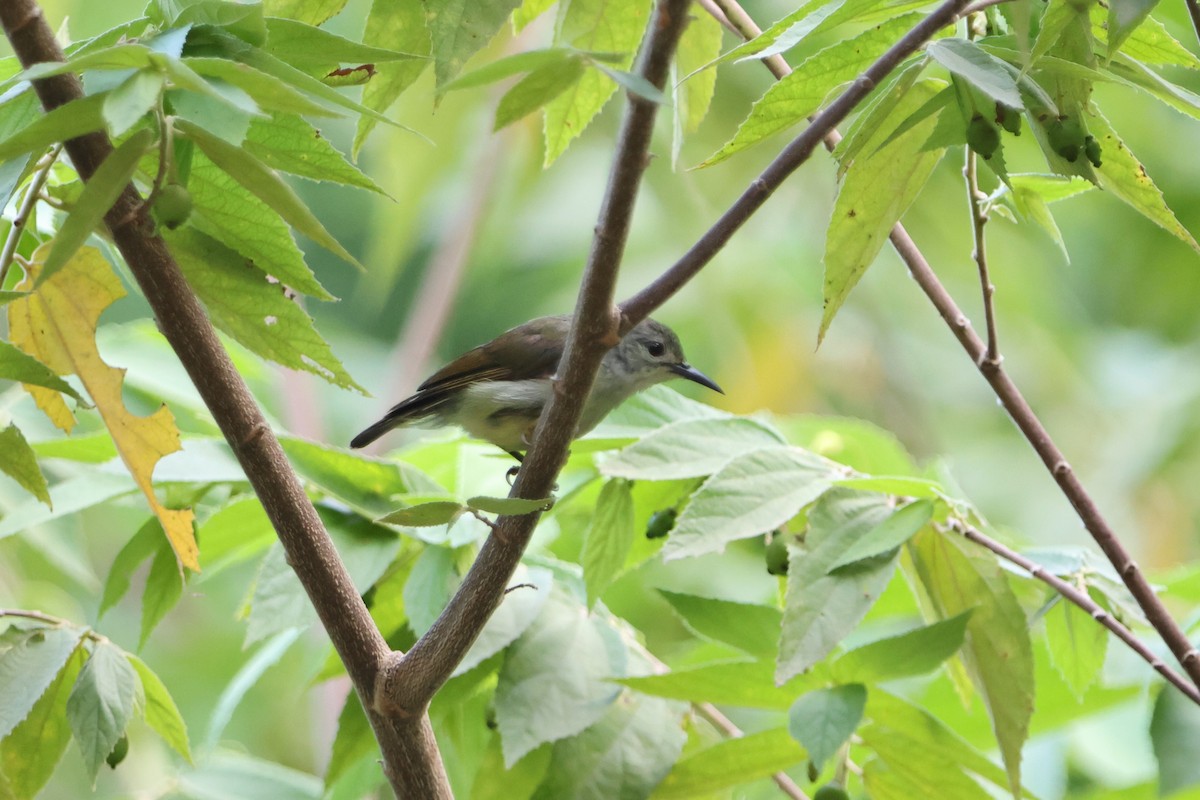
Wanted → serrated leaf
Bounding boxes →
[1089,109,1200,253]
[0,642,84,800]
[39,128,154,286]
[66,641,140,781]
[0,626,84,740]
[832,610,971,682]
[244,113,386,193]
[618,659,826,709]
[494,592,622,766]
[403,546,457,635]
[466,495,553,515]
[99,518,162,617]
[182,57,340,117]
[777,491,900,682]
[0,423,51,507]
[166,83,258,146]
[1093,11,1200,68]
[458,565,553,677]
[378,500,465,526]
[140,534,185,648]
[658,591,782,659]
[353,0,431,156]
[264,0,348,25]
[280,435,439,516]
[262,16,422,75]
[600,417,785,480]
[165,228,365,393]
[1044,596,1106,699]
[582,479,635,609]
[788,684,866,770]
[443,48,581,93]
[543,0,650,165]
[1031,0,1082,65]
[0,473,135,541]
[103,69,165,137]
[675,9,722,134]
[1151,685,1200,796]
[177,118,363,269]
[4,44,154,87]
[126,653,191,762]
[652,727,805,799]
[0,337,85,404]
[663,446,835,560]
[701,15,923,167]
[164,0,267,45]
[926,39,1023,108]
[827,499,933,571]
[9,248,198,569]
[426,0,524,88]
[820,79,947,343]
[1106,0,1160,58]
[0,93,106,163]
[495,58,585,131]
[908,528,1033,796]
[531,692,684,800]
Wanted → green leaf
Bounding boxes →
[262,17,422,74]
[442,48,581,93]
[181,57,340,117]
[280,435,439,517]
[531,692,684,800]
[1044,596,1106,700]
[591,62,666,104]
[820,79,947,343]
[582,479,635,609]
[163,0,267,46]
[0,423,51,507]
[466,495,554,515]
[126,653,191,762]
[600,417,785,480]
[99,518,162,618]
[675,10,722,134]
[458,564,553,677]
[658,591,781,659]
[140,535,185,648]
[165,228,364,393]
[0,643,84,800]
[167,83,258,146]
[652,727,805,799]
[701,15,923,167]
[198,496,276,573]
[0,93,106,163]
[494,59,585,131]
[39,128,154,286]
[0,626,84,740]
[832,475,943,498]
[1151,685,1200,796]
[1031,0,1082,66]
[908,528,1034,796]
[1089,109,1200,253]
[244,113,386,193]
[1106,0,1160,58]
[543,0,650,165]
[0,339,84,404]
[325,690,374,788]
[777,490,900,682]
[66,640,140,780]
[176,118,363,269]
[662,446,834,560]
[403,546,457,636]
[827,499,934,571]
[353,0,431,156]
[494,592,622,766]
[426,0,524,88]
[0,472,134,541]
[618,659,826,709]
[832,611,971,682]
[203,630,302,750]
[1007,172,1095,257]
[926,39,1023,109]
[263,0,348,25]
[103,69,165,137]
[1093,11,1200,68]
[5,44,155,86]
[788,684,866,770]
[378,500,465,527]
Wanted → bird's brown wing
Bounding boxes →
[416,315,570,393]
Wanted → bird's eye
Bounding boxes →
[646,341,665,358]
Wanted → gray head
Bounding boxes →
[606,318,722,394]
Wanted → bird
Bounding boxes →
[350,314,721,459]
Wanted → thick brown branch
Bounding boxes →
[618,0,972,330]
[0,2,452,794]
[376,0,694,715]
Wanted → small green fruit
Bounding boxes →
[106,734,129,769]
[646,508,677,540]
[813,785,851,800]
[966,113,1000,159]
[995,103,1021,136]
[1084,135,1102,167]
[154,182,193,229]
[765,533,790,575]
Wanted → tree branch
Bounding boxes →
[1187,0,1200,48]
[943,518,1200,705]
[375,0,694,716]
[618,0,972,330]
[0,143,59,287]
[0,2,452,795]
[964,150,999,365]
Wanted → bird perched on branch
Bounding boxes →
[350,314,721,459]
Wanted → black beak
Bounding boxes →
[671,363,723,394]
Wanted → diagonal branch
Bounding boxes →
[0,2,453,795]
[964,150,1000,364]
[374,0,694,716]
[705,0,1200,696]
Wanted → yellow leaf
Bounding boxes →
[8,246,199,570]
[8,267,77,434]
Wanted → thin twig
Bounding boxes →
[375,0,695,716]
[964,150,999,366]
[1187,0,1200,47]
[618,0,972,330]
[945,518,1200,704]
[957,0,1016,20]
[0,143,60,287]
[701,0,1200,700]
[695,702,811,800]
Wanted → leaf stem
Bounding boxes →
[964,150,1000,367]
[0,143,60,288]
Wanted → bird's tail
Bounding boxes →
[349,417,400,449]
[350,392,448,449]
